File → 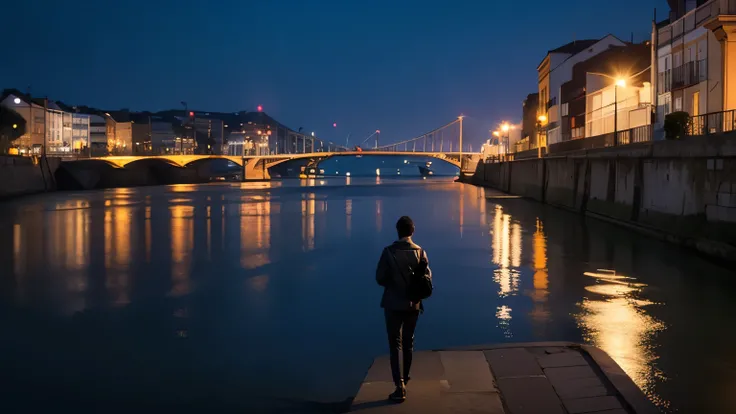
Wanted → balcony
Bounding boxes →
[672,60,707,89]
[657,70,672,95]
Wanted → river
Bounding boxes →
[0,178,734,413]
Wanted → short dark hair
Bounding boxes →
[396,216,415,239]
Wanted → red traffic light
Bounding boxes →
[257,105,263,112]
[189,111,194,117]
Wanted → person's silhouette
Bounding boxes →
[375,216,432,402]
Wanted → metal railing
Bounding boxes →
[688,109,736,135]
[672,60,706,89]
[616,124,653,145]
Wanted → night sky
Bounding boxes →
[3,0,667,148]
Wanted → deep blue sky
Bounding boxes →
[3,0,667,148]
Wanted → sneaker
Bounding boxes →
[388,385,406,402]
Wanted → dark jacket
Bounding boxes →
[376,238,432,311]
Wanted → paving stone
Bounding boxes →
[554,384,608,399]
[563,396,623,414]
[484,348,543,379]
[364,352,444,383]
[439,351,496,393]
[538,351,589,368]
[586,410,627,414]
[497,377,565,414]
[350,380,446,413]
[544,365,598,384]
[440,392,506,414]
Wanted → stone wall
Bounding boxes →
[0,156,60,199]
[469,136,736,262]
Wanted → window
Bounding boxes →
[692,91,700,117]
[674,97,682,111]
[561,103,569,117]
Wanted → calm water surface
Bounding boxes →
[1,178,735,413]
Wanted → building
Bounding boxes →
[71,113,90,153]
[88,115,108,156]
[106,112,133,155]
[558,43,651,141]
[0,92,45,154]
[654,0,736,134]
[521,93,540,147]
[538,35,626,146]
[192,117,224,154]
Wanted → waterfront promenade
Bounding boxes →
[351,343,657,414]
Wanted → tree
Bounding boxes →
[0,105,26,154]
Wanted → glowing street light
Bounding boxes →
[501,123,510,133]
[615,78,626,88]
[492,131,500,137]
[257,105,263,112]
[13,98,21,104]
[537,115,547,123]
[311,132,315,137]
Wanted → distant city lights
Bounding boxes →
[376,168,381,176]
[346,172,351,177]
[257,105,263,112]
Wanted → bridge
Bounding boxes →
[66,117,481,180]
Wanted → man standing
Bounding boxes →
[375,216,432,402]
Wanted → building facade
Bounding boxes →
[654,0,736,134]
[88,115,108,156]
[521,93,540,147]
[0,94,45,153]
[538,35,626,146]
[71,113,90,153]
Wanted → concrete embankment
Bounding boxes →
[464,135,736,263]
[0,156,60,199]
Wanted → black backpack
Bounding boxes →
[392,248,433,302]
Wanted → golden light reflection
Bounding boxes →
[13,224,24,279]
[105,206,132,305]
[241,196,272,269]
[302,193,316,251]
[496,305,513,338]
[528,218,550,324]
[346,199,353,238]
[490,205,521,298]
[247,275,270,292]
[479,187,487,226]
[575,271,666,401]
[170,205,194,296]
[375,199,382,233]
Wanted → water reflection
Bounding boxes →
[490,205,521,298]
[170,205,194,296]
[575,269,665,403]
[105,206,132,304]
[528,218,549,325]
[241,195,272,269]
[302,193,316,251]
[346,199,353,238]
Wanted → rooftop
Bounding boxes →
[548,39,599,55]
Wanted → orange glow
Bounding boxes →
[575,270,665,400]
[170,205,194,296]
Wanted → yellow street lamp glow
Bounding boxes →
[492,131,500,137]
[537,115,547,123]
[501,123,510,133]
[615,79,626,87]
[12,124,18,129]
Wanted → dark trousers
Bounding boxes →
[384,309,420,387]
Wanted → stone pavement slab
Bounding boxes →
[483,348,543,378]
[351,342,658,414]
[496,377,565,414]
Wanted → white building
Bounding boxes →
[585,76,652,138]
[0,93,45,154]
[654,0,736,135]
[538,35,626,146]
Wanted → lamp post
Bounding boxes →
[614,78,626,145]
[501,123,511,156]
[458,115,464,168]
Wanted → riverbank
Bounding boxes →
[462,135,736,264]
[0,155,60,199]
[351,342,657,413]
